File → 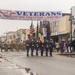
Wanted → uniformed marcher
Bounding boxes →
[0,42,4,52]
[35,40,39,56]
[4,43,8,52]
[16,43,19,51]
[48,41,53,57]
[25,40,30,57]
[44,40,49,56]
[40,41,45,56]
[30,39,35,56]
[10,44,13,51]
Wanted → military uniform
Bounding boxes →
[16,43,19,51]
[0,43,3,52]
[30,40,35,56]
[4,43,8,52]
[25,41,30,57]
[10,44,13,51]
[48,41,53,57]
[35,40,39,56]
[40,41,45,56]
[44,41,49,56]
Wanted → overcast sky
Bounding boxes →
[0,0,75,35]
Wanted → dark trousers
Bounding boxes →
[50,49,52,56]
[26,48,29,56]
[36,47,38,56]
[60,48,64,53]
[41,48,44,56]
[56,48,59,52]
[46,48,48,56]
[31,48,34,56]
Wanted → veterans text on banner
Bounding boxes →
[0,9,62,20]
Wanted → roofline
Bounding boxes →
[62,13,71,16]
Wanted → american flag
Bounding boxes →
[30,21,34,38]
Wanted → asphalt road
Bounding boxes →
[0,56,26,75]
[1,51,75,75]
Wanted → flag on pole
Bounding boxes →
[39,21,45,42]
[39,21,43,35]
[30,21,34,39]
[36,21,39,39]
[46,21,50,40]
[42,21,47,37]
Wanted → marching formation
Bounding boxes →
[25,39,54,57]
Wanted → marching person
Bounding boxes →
[49,40,54,57]
[4,43,8,52]
[44,40,49,56]
[35,40,39,56]
[25,40,30,57]
[40,41,45,56]
[30,39,35,56]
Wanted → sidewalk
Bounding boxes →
[60,52,75,55]
[53,49,75,55]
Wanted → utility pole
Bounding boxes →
[70,8,72,42]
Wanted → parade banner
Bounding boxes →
[0,9,62,20]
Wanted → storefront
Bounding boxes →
[51,33,70,43]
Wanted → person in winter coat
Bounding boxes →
[55,42,60,52]
[40,41,45,56]
[35,40,40,56]
[30,39,35,56]
[60,41,64,53]
[25,40,30,57]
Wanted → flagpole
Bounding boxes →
[30,20,34,40]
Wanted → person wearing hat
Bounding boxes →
[35,40,39,56]
[48,40,54,57]
[44,40,49,56]
[40,41,45,56]
[25,40,30,57]
[30,39,35,56]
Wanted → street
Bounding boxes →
[0,50,75,75]
[0,55,26,75]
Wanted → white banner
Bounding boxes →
[0,9,62,20]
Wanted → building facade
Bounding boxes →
[50,13,71,42]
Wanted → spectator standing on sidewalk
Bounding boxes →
[60,41,64,53]
[67,41,72,53]
[63,41,67,52]
[55,42,60,52]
